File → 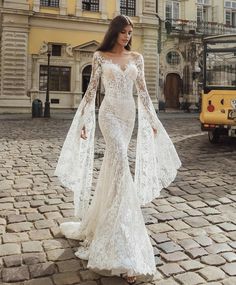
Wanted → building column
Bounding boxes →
[73,60,81,107]
[33,0,40,12]
[113,0,120,17]
[60,0,67,15]
[100,0,108,19]
[75,0,82,17]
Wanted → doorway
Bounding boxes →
[164,73,182,108]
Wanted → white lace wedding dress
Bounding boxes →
[55,51,181,277]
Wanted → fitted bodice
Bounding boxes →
[101,60,138,99]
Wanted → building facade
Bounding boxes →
[158,0,236,111]
[0,0,159,113]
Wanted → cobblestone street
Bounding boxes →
[0,113,236,285]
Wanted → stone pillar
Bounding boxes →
[0,13,29,99]
[142,27,159,108]
[75,0,82,17]
[31,55,38,92]
[100,0,108,20]
[60,0,67,16]
[33,0,40,12]
[113,0,120,17]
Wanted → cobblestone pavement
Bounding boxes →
[0,113,236,285]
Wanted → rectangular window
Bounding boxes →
[165,1,179,20]
[225,9,236,26]
[39,66,71,91]
[51,45,62,56]
[120,0,136,17]
[82,0,99,12]
[40,0,59,7]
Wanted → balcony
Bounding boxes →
[166,19,236,36]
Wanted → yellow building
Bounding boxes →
[0,0,159,113]
[157,0,236,111]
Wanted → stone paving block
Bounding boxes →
[218,223,236,232]
[14,202,30,208]
[30,200,45,207]
[29,262,57,278]
[167,231,191,241]
[34,220,56,230]
[2,265,30,282]
[23,253,47,265]
[211,233,230,243]
[200,207,221,215]
[22,241,43,253]
[3,255,22,267]
[43,239,70,251]
[184,217,210,228]
[52,272,81,285]
[222,252,236,262]
[222,277,236,285]
[172,203,192,211]
[26,213,44,222]
[6,222,33,232]
[44,212,63,220]
[101,276,127,285]
[187,201,208,208]
[159,263,185,277]
[201,254,226,266]
[2,232,29,243]
[46,248,74,261]
[167,220,190,231]
[29,229,52,240]
[0,244,21,256]
[157,241,183,253]
[0,203,13,210]
[147,223,173,234]
[221,263,236,276]
[178,239,200,250]
[38,205,58,213]
[56,259,83,272]
[80,282,97,285]
[198,266,226,282]
[180,260,204,271]
[194,235,213,247]
[151,233,170,244]
[153,213,174,222]
[80,269,101,281]
[206,243,232,254]
[161,251,189,262]
[24,277,54,285]
[50,226,64,238]
[153,279,179,285]
[186,247,208,259]
[7,214,26,224]
[174,272,205,285]
[58,203,74,210]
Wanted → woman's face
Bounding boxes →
[117,25,133,47]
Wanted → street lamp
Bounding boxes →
[44,45,51,117]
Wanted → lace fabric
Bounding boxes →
[55,51,181,276]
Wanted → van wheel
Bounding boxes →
[208,130,220,144]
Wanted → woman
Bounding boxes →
[55,15,181,284]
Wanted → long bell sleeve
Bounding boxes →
[135,54,159,130]
[55,51,101,219]
[135,53,181,205]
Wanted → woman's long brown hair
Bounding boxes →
[97,15,133,52]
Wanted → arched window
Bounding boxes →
[166,51,181,65]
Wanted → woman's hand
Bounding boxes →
[81,126,87,140]
[152,127,157,135]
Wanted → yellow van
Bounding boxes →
[200,34,236,143]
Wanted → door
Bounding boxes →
[164,73,181,108]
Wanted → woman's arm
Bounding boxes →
[135,53,158,132]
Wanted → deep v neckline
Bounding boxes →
[98,52,133,73]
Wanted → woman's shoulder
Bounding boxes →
[130,51,144,64]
